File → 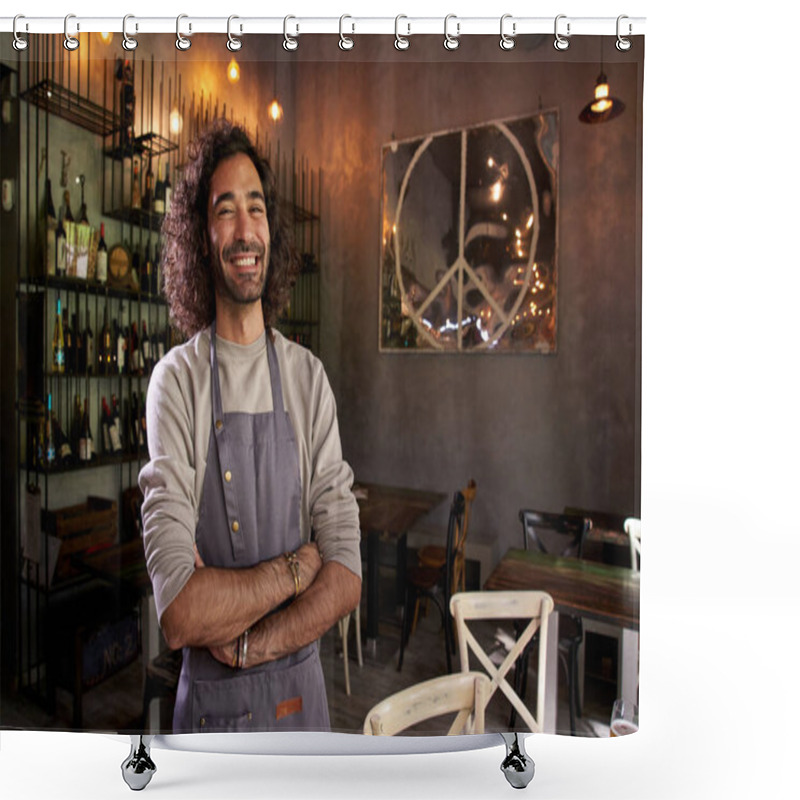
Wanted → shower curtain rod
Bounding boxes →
[1,15,646,39]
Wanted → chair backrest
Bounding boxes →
[452,480,477,593]
[624,517,641,571]
[363,671,490,735]
[450,590,554,734]
[518,509,588,559]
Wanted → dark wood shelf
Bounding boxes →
[21,450,149,476]
[103,206,165,231]
[104,132,177,161]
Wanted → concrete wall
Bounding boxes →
[292,36,643,564]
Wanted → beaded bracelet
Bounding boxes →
[284,551,301,597]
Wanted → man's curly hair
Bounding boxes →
[160,119,298,338]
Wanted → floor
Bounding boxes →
[1,569,618,738]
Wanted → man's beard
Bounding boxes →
[211,241,268,305]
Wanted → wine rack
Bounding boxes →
[7,38,325,725]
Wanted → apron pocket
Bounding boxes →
[191,647,329,733]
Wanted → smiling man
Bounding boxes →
[139,121,361,733]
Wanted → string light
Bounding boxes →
[227,58,241,84]
[99,32,113,45]
[169,107,183,136]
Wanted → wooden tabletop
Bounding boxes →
[484,548,640,630]
[354,482,447,536]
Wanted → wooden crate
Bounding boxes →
[43,496,117,583]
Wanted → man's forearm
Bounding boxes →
[243,562,361,666]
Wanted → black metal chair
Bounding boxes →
[512,510,589,735]
[397,491,466,674]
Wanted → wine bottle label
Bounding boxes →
[153,198,165,215]
[109,421,122,452]
[54,348,65,369]
[79,436,88,461]
[58,442,72,459]
[143,340,151,360]
[46,443,56,464]
[46,229,56,276]
[117,338,125,370]
[87,435,93,458]
[56,236,67,274]
[102,422,111,453]
[96,250,108,283]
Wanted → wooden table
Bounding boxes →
[484,548,640,734]
[354,482,447,644]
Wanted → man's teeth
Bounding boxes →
[232,256,257,267]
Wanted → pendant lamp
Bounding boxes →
[579,38,625,124]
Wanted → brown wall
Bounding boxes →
[293,36,643,560]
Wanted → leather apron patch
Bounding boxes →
[276,695,303,721]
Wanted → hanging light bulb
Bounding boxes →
[169,107,183,136]
[99,32,113,45]
[227,58,241,84]
[579,39,625,124]
[268,98,283,124]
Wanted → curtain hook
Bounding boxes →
[227,15,242,51]
[339,15,354,50]
[122,15,138,51]
[176,14,192,51]
[394,15,410,51]
[444,14,460,51]
[500,14,516,51]
[554,14,570,51]
[283,15,298,51]
[616,15,632,51]
[12,15,28,51]
[63,13,79,51]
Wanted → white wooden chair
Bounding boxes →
[450,590,554,734]
[625,517,641,571]
[337,605,363,696]
[363,671,490,735]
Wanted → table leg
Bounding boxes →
[620,627,639,708]
[141,594,160,730]
[366,529,380,647]
[395,532,407,610]
[543,609,559,734]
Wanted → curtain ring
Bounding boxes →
[227,15,242,51]
[63,14,79,51]
[12,15,28,51]
[122,15,138,51]
[499,14,516,51]
[283,15,298,51]
[394,15,410,51]
[553,14,570,51]
[616,15,632,51]
[444,14,460,51]
[339,15,354,50]
[176,14,191,51]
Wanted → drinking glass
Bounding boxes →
[610,698,639,736]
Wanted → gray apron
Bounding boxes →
[172,324,330,733]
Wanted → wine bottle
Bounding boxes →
[153,161,165,215]
[118,325,128,375]
[100,396,111,453]
[132,161,142,210]
[130,393,140,451]
[84,312,94,376]
[130,322,141,375]
[156,324,166,363]
[44,178,57,276]
[73,312,84,374]
[111,320,120,373]
[131,243,141,292]
[117,58,135,151]
[143,157,153,212]
[164,162,172,214]
[70,394,82,455]
[142,239,152,295]
[111,395,123,453]
[79,397,94,462]
[96,223,108,285]
[52,297,65,374]
[141,319,151,375]
[63,308,73,374]
[98,306,109,376]
[44,393,56,468]
[63,190,74,223]
[52,412,74,466]
[55,211,67,277]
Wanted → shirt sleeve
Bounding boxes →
[307,363,362,579]
[139,357,198,624]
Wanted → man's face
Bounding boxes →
[206,152,271,305]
